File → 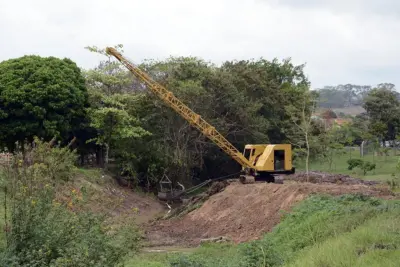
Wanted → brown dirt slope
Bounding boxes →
[147,181,395,246]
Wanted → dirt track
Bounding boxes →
[146,179,395,246]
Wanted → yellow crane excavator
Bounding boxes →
[105,47,295,187]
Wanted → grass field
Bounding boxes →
[297,147,400,182]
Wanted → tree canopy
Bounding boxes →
[85,48,313,185]
[0,55,88,150]
[0,46,316,186]
[363,87,400,142]
[4,45,399,188]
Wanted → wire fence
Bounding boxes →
[359,141,400,157]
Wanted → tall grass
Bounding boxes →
[0,191,5,252]
[287,213,400,267]
[239,194,396,267]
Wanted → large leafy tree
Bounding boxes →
[363,87,400,144]
[0,55,88,151]
[220,58,310,144]
[84,44,135,95]
[138,57,220,184]
[87,91,150,169]
[84,45,151,172]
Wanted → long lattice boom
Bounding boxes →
[106,47,253,168]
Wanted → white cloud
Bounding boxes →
[1,0,399,88]
[268,0,400,17]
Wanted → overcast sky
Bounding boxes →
[1,0,399,89]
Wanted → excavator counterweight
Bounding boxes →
[105,47,295,187]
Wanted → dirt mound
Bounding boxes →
[284,171,379,185]
[146,181,394,246]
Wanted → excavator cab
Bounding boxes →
[241,144,295,183]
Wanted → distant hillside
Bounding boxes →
[316,84,372,109]
[316,83,397,110]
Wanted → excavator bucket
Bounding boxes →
[157,174,186,201]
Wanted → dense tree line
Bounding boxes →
[81,45,313,187]
[0,45,313,188]
[1,44,399,189]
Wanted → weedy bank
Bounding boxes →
[0,139,142,266]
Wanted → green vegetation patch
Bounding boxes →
[0,139,141,267]
[0,191,5,252]
[239,194,399,267]
[301,150,400,182]
[287,213,400,267]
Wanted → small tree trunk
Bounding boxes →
[104,143,109,170]
[21,141,25,159]
[329,150,333,170]
[96,149,99,166]
[372,150,375,163]
[80,154,85,166]
[96,147,105,168]
[4,186,8,245]
[305,132,310,182]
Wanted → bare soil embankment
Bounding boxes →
[146,172,395,246]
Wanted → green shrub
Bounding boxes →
[347,159,364,170]
[347,159,376,175]
[239,241,282,267]
[388,158,400,190]
[0,138,140,266]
